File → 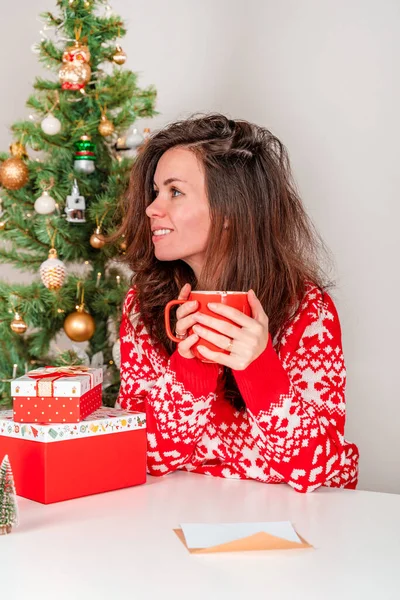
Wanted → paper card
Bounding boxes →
[174,521,312,554]
[181,521,301,548]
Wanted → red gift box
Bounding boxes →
[12,384,102,424]
[0,407,146,504]
[11,366,103,424]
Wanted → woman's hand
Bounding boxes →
[175,283,200,359]
[192,290,269,370]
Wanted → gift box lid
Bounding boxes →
[11,366,103,398]
[0,407,146,443]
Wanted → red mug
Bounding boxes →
[164,291,251,362]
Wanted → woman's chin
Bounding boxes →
[154,250,181,262]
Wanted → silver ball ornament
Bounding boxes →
[74,160,96,174]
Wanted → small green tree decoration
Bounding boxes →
[0,455,18,535]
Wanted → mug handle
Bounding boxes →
[164,299,186,343]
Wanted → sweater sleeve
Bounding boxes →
[233,285,355,492]
[116,289,220,476]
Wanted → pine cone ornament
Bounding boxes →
[40,248,67,290]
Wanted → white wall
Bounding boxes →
[0,0,399,493]
[230,0,400,494]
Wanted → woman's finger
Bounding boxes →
[176,299,198,321]
[247,289,269,325]
[196,344,235,368]
[193,311,242,338]
[176,312,199,336]
[177,333,199,359]
[206,302,257,328]
[178,283,191,300]
[192,324,231,351]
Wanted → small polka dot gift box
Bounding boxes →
[11,366,103,424]
[0,407,146,503]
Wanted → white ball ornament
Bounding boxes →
[125,128,144,149]
[41,114,62,136]
[34,191,56,215]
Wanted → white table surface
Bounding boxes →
[1,471,399,600]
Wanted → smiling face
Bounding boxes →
[145,147,211,278]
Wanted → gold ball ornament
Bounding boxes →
[98,114,115,137]
[90,227,106,249]
[64,306,96,342]
[112,45,127,65]
[0,143,29,190]
[40,248,67,290]
[119,239,127,252]
[10,312,27,335]
[0,220,7,231]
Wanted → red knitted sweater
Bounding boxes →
[117,284,359,492]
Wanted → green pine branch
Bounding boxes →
[39,40,63,66]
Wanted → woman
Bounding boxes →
[116,113,359,492]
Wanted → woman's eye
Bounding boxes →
[152,189,159,199]
[171,187,182,197]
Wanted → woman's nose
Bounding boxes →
[145,198,167,219]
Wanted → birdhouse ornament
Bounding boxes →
[65,179,86,223]
[59,40,91,91]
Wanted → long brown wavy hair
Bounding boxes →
[117,113,332,410]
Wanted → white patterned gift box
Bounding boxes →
[11,366,103,424]
[0,407,146,442]
[11,366,103,397]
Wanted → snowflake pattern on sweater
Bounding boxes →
[117,284,359,492]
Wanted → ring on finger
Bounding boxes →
[175,330,187,340]
[225,338,234,353]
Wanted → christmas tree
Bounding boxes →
[0,0,157,407]
[0,455,18,534]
